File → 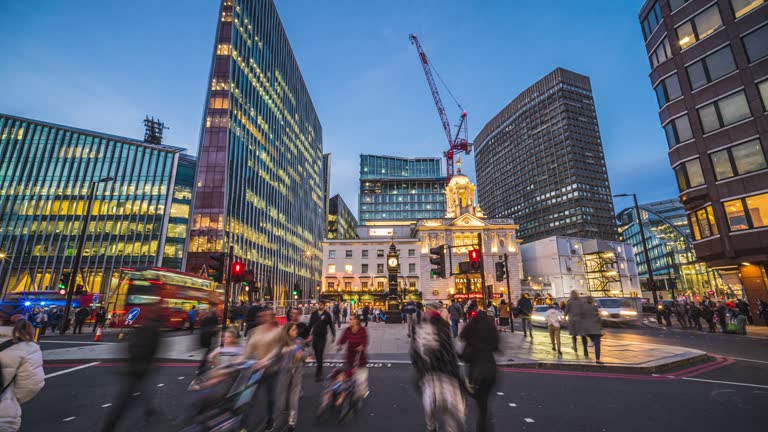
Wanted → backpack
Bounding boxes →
[0,339,16,394]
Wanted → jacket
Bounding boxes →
[517,297,533,318]
[564,298,583,336]
[0,340,45,432]
[579,303,602,336]
[448,302,463,320]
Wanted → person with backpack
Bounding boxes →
[188,305,198,334]
[0,319,45,432]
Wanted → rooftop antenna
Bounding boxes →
[143,116,169,145]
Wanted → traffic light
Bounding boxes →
[243,269,254,286]
[209,253,225,283]
[468,248,482,271]
[58,271,72,295]
[429,245,446,278]
[231,261,245,283]
[292,282,300,298]
[495,261,507,282]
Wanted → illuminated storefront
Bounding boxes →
[0,113,192,298]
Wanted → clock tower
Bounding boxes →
[386,242,400,296]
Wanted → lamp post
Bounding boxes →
[614,193,658,305]
[60,177,113,334]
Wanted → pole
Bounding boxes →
[632,194,658,305]
[60,181,98,334]
[220,245,232,347]
[478,233,486,307]
[504,253,514,333]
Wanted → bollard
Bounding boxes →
[34,326,41,342]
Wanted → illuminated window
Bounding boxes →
[731,0,764,18]
[674,158,705,191]
[677,5,722,49]
[217,44,231,56]
[724,193,768,231]
[377,281,384,290]
[345,282,351,290]
[362,281,368,290]
[327,282,335,291]
[328,264,336,274]
[345,264,353,274]
[688,206,719,240]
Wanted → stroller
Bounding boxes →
[316,367,367,422]
[181,360,264,432]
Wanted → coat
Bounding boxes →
[579,303,603,336]
[0,340,45,432]
[564,298,583,336]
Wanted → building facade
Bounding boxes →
[0,113,190,299]
[638,0,768,304]
[324,168,521,306]
[520,236,640,299]
[327,194,359,240]
[163,153,196,271]
[617,199,728,298]
[359,154,447,223]
[474,67,618,244]
[186,0,324,304]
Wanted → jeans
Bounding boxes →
[520,318,532,336]
[473,376,496,432]
[286,367,302,426]
[74,319,85,334]
[588,334,602,361]
[450,318,459,338]
[406,314,415,337]
[572,335,588,355]
[260,371,278,424]
[313,339,327,379]
[548,326,561,352]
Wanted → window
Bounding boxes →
[345,282,351,290]
[710,139,767,180]
[759,80,768,111]
[688,205,719,240]
[377,281,384,290]
[642,2,663,40]
[664,114,694,148]
[328,250,336,259]
[408,249,415,257]
[732,0,765,18]
[362,264,369,274]
[345,250,352,258]
[409,263,416,274]
[345,264,353,274]
[743,25,768,63]
[698,91,751,133]
[327,282,335,291]
[686,46,737,90]
[377,264,384,274]
[362,250,369,258]
[674,159,705,191]
[677,5,723,49]
[650,38,673,68]
[723,193,768,231]
[376,250,384,257]
[655,74,682,107]
[670,0,691,11]
[362,281,368,290]
[328,264,336,274]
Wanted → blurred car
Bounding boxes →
[530,305,567,328]
[594,297,639,325]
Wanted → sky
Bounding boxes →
[0,0,677,217]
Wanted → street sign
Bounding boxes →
[125,307,140,325]
[92,294,99,304]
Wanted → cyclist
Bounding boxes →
[336,314,369,398]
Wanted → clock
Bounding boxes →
[387,257,399,267]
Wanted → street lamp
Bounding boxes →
[60,177,114,334]
[614,193,658,305]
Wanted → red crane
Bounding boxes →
[409,34,471,183]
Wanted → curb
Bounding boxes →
[496,351,709,374]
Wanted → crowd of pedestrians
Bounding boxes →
[655,296,763,335]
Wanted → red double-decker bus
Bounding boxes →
[116,267,223,329]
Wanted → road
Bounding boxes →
[24,324,768,431]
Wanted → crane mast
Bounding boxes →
[409,34,470,182]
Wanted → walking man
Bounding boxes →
[517,293,534,339]
[308,300,335,382]
[448,299,463,338]
[187,305,198,333]
[403,299,417,338]
[332,302,341,329]
[73,306,90,334]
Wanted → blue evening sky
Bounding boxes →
[0,0,675,217]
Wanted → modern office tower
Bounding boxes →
[163,153,196,271]
[186,0,324,304]
[617,198,726,297]
[322,153,331,234]
[0,113,191,298]
[359,154,447,223]
[327,194,359,240]
[638,0,768,304]
[474,67,618,244]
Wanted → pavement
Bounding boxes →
[642,316,768,338]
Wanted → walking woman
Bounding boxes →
[564,290,588,356]
[581,297,604,365]
[460,310,500,432]
[0,320,45,432]
[498,299,512,332]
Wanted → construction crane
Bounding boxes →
[409,34,471,183]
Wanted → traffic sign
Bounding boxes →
[125,307,141,325]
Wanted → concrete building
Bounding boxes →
[638,0,768,305]
[473,67,617,244]
[520,236,640,299]
[186,0,324,304]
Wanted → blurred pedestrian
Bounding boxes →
[73,306,90,334]
[716,301,728,333]
[197,307,220,374]
[517,293,533,339]
[661,301,673,326]
[416,301,424,324]
[690,302,703,331]
[0,319,45,432]
[581,297,604,364]
[188,304,198,334]
[404,300,417,338]
[411,303,464,432]
[544,303,563,356]
[736,299,753,325]
[341,303,348,324]
[564,291,588,356]
[485,301,497,331]
[498,299,512,333]
[735,311,747,335]
[460,310,499,432]
[448,299,463,338]
[308,300,335,382]
[337,314,369,398]
[282,321,308,432]
[101,302,162,431]
[205,327,244,367]
[47,308,60,334]
[673,301,688,329]
[759,299,768,326]
[362,304,370,327]
[244,300,262,334]
[245,308,284,432]
[332,302,341,329]
[92,306,107,332]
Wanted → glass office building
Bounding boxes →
[0,113,189,299]
[617,199,727,297]
[327,194,359,240]
[186,0,324,304]
[163,153,196,271]
[359,154,447,223]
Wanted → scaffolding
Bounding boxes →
[582,239,622,297]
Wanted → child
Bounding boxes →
[544,304,564,356]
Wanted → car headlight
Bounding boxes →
[620,310,637,316]
[600,311,609,316]
[532,315,545,322]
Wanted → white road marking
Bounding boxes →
[681,377,768,389]
[63,417,76,422]
[508,403,517,407]
[45,362,101,378]
[39,340,116,344]
[157,383,165,387]
[178,376,185,380]
[133,392,141,396]
[101,404,112,408]
[525,418,535,423]
[729,357,768,364]
[497,392,504,395]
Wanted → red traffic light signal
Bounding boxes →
[58,289,67,296]
[231,261,245,282]
[468,248,481,271]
